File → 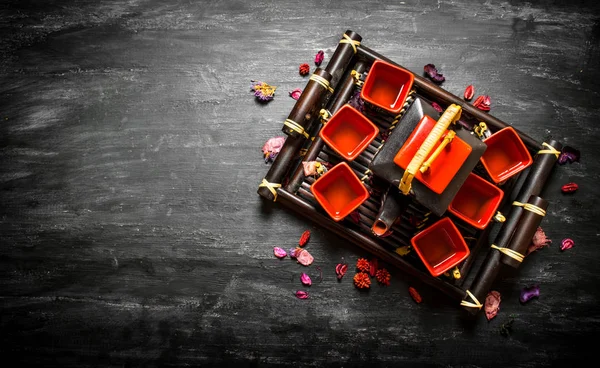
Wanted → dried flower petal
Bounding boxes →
[298,230,311,247]
[527,226,551,255]
[368,258,378,277]
[558,146,580,165]
[375,268,391,286]
[464,85,475,101]
[251,80,277,102]
[300,272,312,286]
[499,316,515,336]
[348,210,361,224]
[431,102,443,113]
[560,238,574,251]
[423,64,445,83]
[295,290,309,299]
[302,161,326,177]
[472,95,491,111]
[348,90,365,113]
[273,247,287,258]
[561,182,578,193]
[299,63,310,76]
[289,247,299,258]
[484,291,501,321]
[408,287,422,303]
[335,263,348,280]
[296,248,314,266]
[262,136,286,163]
[353,272,371,289]
[314,50,324,66]
[520,285,540,303]
[356,258,370,272]
[289,88,302,100]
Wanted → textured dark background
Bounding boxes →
[1,0,599,366]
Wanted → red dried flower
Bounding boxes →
[431,102,443,113]
[335,263,348,280]
[353,272,371,289]
[375,268,391,286]
[408,287,422,303]
[472,95,491,111]
[368,258,378,277]
[356,258,370,272]
[561,182,578,194]
[299,230,311,247]
[527,226,551,255]
[299,63,310,76]
[560,238,574,251]
[464,85,475,101]
[314,50,324,66]
[289,88,302,100]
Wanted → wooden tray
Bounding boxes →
[258,30,561,315]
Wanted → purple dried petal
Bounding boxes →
[348,90,365,113]
[300,273,312,286]
[457,119,474,130]
[289,88,302,100]
[251,80,277,102]
[273,247,287,258]
[431,102,443,113]
[520,285,540,303]
[423,64,445,83]
[262,136,286,163]
[560,238,574,251]
[558,146,580,165]
[485,291,501,321]
[295,290,309,299]
[289,247,298,258]
[314,50,325,66]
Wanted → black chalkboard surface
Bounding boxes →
[1,0,598,366]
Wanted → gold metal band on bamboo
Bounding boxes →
[491,244,524,263]
[310,74,334,93]
[537,142,561,158]
[283,119,309,139]
[512,201,546,217]
[259,179,281,201]
[339,34,361,54]
[460,290,483,309]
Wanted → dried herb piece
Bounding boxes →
[300,273,312,286]
[348,210,361,224]
[348,90,365,113]
[353,272,371,289]
[251,80,277,102]
[335,263,348,280]
[375,268,391,286]
[561,182,578,194]
[296,248,314,266]
[356,258,370,272]
[560,238,574,251]
[299,63,310,76]
[499,315,515,337]
[295,290,309,299]
[395,246,411,256]
[423,64,445,83]
[368,258,379,277]
[314,50,324,66]
[431,102,443,113]
[520,285,540,303]
[408,287,422,303]
[289,88,302,100]
[464,85,475,101]
[273,247,287,258]
[557,146,580,165]
[262,136,286,163]
[298,230,311,247]
[484,291,501,321]
[472,95,491,111]
[527,226,551,255]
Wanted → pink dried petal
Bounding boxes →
[273,247,287,258]
[464,85,474,100]
[302,161,320,176]
[289,88,302,100]
[262,136,286,163]
[472,95,491,111]
[520,285,540,303]
[300,273,312,286]
[560,238,574,251]
[314,50,325,66]
[335,263,348,280]
[527,227,551,255]
[295,290,309,299]
[431,102,443,112]
[296,248,314,266]
[484,291,501,321]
